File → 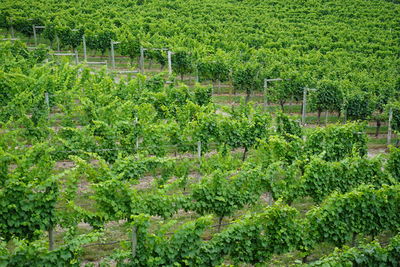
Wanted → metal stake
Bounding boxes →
[135,117,139,151]
[82,35,87,61]
[388,107,393,146]
[197,141,201,159]
[49,228,54,250]
[111,41,115,68]
[167,50,172,75]
[111,41,120,69]
[33,25,37,46]
[263,79,268,111]
[45,92,49,110]
[302,88,307,125]
[74,49,79,64]
[56,35,60,51]
[140,47,145,74]
[131,226,137,258]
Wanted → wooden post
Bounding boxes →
[387,107,393,146]
[131,226,137,258]
[82,35,87,61]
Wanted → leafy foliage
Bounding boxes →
[306,234,400,266]
[198,203,304,265]
[387,146,400,181]
[306,185,400,247]
[0,233,99,266]
[0,144,58,241]
[189,168,263,221]
[305,123,368,161]
[276,112,302,140]
[344,91,375,121]
[303,155,393,203]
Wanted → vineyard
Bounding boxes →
[1,0,400,266]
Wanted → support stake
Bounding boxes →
[135,117,139,151]
[111,41,115,68]
[82,35,87,61]
[167,50,172,75]
[48,228,54,251]
[387,107,393,146]
[263,79,268,111]
[302,87,316,125]
[45,92,50,110]
[32,25,45,47]
[197,141,202,159]
[33,25,37,46]
[263,78,287,112]
[74,49,79,65]
[110,41,120,69]
[140,47,145,74]
[195,67,199,83]
[56,35,60,51]
[131,226,137,258]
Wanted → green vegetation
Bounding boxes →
[0,0,399,264]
